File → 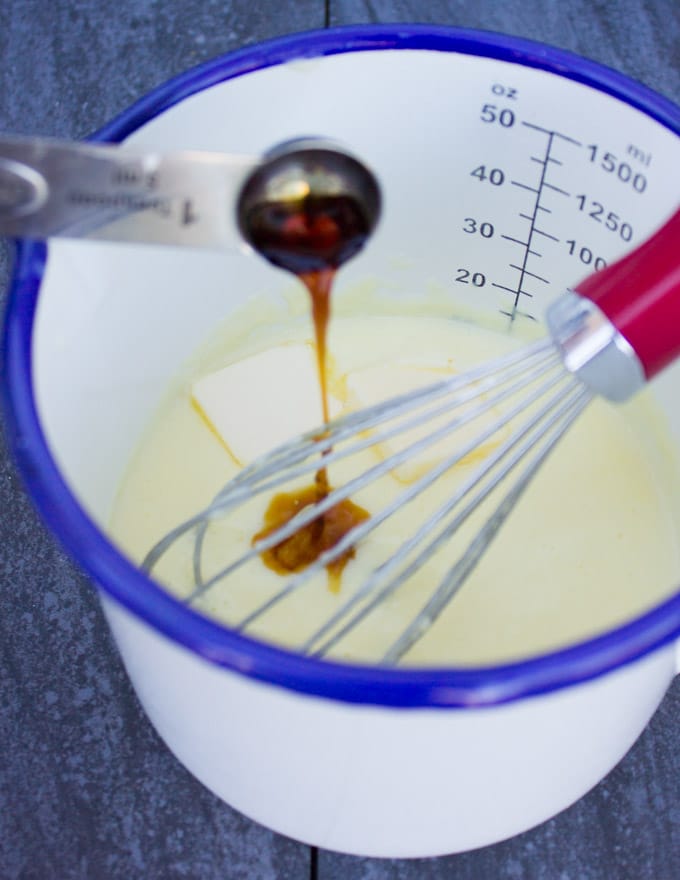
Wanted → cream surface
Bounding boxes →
[110,312,680,666]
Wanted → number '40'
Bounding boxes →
[470,165,505,186]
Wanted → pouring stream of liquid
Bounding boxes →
[237,150,380,588]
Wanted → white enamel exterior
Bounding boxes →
[101,595,676,857]
[27,44,680,856]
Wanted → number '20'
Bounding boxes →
[455,269,486,286]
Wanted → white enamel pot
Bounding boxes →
[3,25,680,858]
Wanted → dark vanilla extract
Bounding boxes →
[244,194,372,588]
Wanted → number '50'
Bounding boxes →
[480,104,515,127]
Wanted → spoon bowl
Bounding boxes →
[236,137,381,275]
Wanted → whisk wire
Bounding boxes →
[235,363,577,643]
[191,346,565,606]
[307,377,590,658]
[383,384,593,664]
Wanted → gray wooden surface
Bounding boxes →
[0,2,679,877]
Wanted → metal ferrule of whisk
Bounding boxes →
[546,290,645,403]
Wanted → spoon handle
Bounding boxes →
[0,133,257,251]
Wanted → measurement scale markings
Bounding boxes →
[520,208,551,218]
[500,233,542,257]
[492,282,534,298]
[504,127,561,322]
[511,180,540,194]
[545,183,571,196]
[500,309,537,322]
[533,227,560,242]
[531,156,563,166]
[502,120,583,321]
[543,182,570,197]
[509,264,549,284]
[521,120,582,146]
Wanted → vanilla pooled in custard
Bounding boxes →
[110,311,680,666]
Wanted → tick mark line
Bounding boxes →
[531,156,563,166]
[533,228,560,242]
[543,182,570,196]
[519,208,550,219]
[509,264,550,284]
[501,234,542,256]
[492,282,534,298]
[500,309,538,321]
[521,120,582,145]
[511,180,539,193]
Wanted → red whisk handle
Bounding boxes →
[574,207,680,380]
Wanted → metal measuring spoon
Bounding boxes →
[237,137,381,274]
[0,134,381,258]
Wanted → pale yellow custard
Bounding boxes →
[109,312,680,666]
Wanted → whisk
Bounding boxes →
[144,206,680,664]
